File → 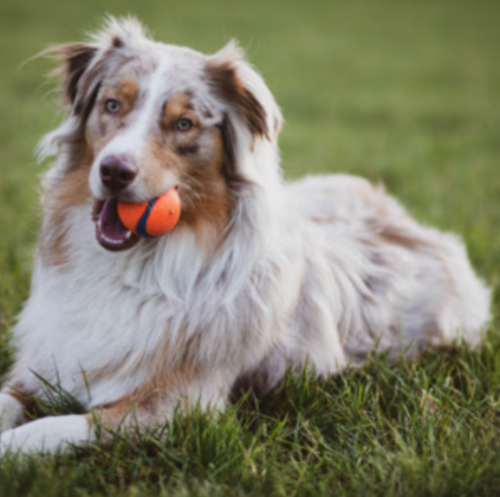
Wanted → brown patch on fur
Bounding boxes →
[112,36,124,49]
[111,78,138,114]
[4,383,39,423]
[118,78,138,103]
[85,364,199,433]
[377,223,425,249]
[138,364,199,405]
[40,152,93,266]
[161,93,199,130]
[84,400,132,431]
[206,60,268,139]
[49,43,98,105]
[142,122,230,250]
[5,384,35,411]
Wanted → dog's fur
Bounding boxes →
[0,18,491,454]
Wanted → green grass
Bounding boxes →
[1,0,500,495]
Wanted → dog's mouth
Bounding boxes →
[93,199,140,252]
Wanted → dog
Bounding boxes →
[0,17,491,454]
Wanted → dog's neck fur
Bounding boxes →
[19,135,299,408]
[39,129,287,296]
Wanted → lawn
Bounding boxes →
[0,0,500,495]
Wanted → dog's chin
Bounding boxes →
[93,198,141,252]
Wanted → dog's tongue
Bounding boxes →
[95,199,140,251]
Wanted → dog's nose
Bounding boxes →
[99,155,138,193]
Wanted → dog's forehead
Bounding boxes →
[154,44,206,78]
[111,43,212,104]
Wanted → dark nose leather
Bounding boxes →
[100,155,138,194]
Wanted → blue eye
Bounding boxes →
[175,118,193,131]
[105,99,120,113]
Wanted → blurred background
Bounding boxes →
[0,0,499,325]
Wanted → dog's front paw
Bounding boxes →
[0,415,94,455]
[0,393,25,434]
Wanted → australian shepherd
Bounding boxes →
[0,18,490,454]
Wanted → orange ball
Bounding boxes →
[117,188,181,238]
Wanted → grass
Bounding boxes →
[0,0,499,495]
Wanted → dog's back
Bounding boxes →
[288,174,490,360]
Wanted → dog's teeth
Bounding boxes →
[97,220,102,229]
[126,231,132,240]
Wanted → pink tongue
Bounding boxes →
[96,199,139,251]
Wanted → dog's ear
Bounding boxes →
[206,41,283,144]
[48,17,148,113]
[50,43,99,107]
[37,18,149,164]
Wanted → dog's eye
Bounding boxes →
[105,99,120,114]
[175,118,193,131]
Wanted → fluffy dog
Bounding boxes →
[0,18,490,454]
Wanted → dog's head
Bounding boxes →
[42,18,282,253]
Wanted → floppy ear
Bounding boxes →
[38,17,148,163]
[205,41,283,195]
[47,17,148,115]
[206,41,283,144]
[50,43,98,107]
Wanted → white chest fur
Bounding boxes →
[10,203,303,408]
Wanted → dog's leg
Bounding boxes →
[0,398,150,456]
[0,396,159,455]
[0,370,233,455]
[0,414,93,455]
[0,389,31,433]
